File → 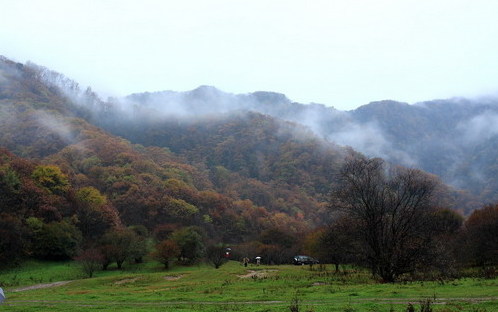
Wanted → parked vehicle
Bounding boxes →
[293,255,319,265]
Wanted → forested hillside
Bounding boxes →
[0,56,356,265]
[119,86,498,207]
[2,56,496,276]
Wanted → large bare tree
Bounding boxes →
[332,156,439,282]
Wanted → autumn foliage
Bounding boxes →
[0,56,497,279]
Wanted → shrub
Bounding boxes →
[74,248,104,278]
[152,239,180,269]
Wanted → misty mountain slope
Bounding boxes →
[0,57,358,220]
[0,56,480,215]
[350,99,498,199]
[0,56,351,237]
[4,56,495,206]
[122,87,498,204]
[125,86,349,135]
[0,58,84,158]
[90,87,475,214]
[93,107,348,199]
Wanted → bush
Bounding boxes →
[31,219,82,260]
[74,248,104,278]
[206,244,228,269]
[152,239,180,270]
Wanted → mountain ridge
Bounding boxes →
[119,84,498,205]
[0,56,487,215]
[0,56,355,244]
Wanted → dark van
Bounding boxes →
[293,255,319,265]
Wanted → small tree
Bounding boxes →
[98,243,114,270]
[320,216,358,273]
[422,208,464,277]
[0,213,27,268]
[75,186,118,240]
[170,226,205,264]
[31,219,82,260]
[463,204,498,268]
[206,244,228,269]
[129,225,149,263]
[99,228,137,269]
[74,248,104,278]
[152,239,180,269]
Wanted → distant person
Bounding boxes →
[0,287,5,304]
[255,256,261,266]
[242,257,250,267]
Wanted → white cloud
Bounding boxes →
[459,112,498,143]
[327,121,417,166]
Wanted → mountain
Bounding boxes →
[0,56,482,227]
[350,99,498,202]
[117,86,497,207]
[1,56,360,249]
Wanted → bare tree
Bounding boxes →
[74,248,104,278]
[331,156,438,282]
[206,244,228,269]
[318,216,358,273]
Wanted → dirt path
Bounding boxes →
[4,296,497,307]
[163,274,183,281]
[11,281,72,292]
[237,269,278,278]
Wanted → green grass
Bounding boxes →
[1,260,497,311]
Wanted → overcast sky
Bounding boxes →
[2,0,498,110]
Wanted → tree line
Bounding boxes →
[306,156,498,282]
[2,149,496,283]
[0,147,305,271]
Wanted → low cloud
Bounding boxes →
[459,112,498,143]
[34,111,76,144]
[326,120,417,166]
[122,86,243,119]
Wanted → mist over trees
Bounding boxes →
[119,86,498,210]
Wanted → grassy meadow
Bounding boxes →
[0,260,497,312]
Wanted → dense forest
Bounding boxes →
[0,56,344,266]
[1,56,497,281]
